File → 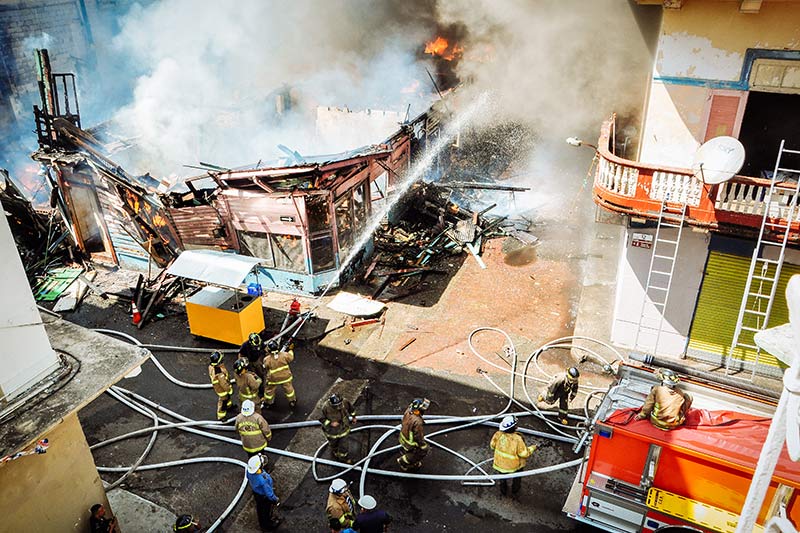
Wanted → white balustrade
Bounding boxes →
[715,181,800,222]
[596,157,638,197]
[649,171,702,206]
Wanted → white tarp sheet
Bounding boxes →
[166,250,262,288]
[327,291,386,317]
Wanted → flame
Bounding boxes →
[424,36,462,61]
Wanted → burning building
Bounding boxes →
[30,48,450,294]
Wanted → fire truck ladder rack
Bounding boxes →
[727,140,800,380]
[633,199,687,354]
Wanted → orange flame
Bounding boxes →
[424,36,462,61]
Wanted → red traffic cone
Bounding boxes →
[131,301,142,325]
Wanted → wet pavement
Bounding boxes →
[66,205,609,532]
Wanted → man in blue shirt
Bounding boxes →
[246,455,281,530]
[353,494,392,533]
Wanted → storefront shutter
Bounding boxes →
[687,251,800,370]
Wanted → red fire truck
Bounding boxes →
[563,364,798,532]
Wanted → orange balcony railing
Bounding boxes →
[593,115,800,240]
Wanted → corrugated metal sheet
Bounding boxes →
[687,251,800,368]
[94,179,151,270]
[167,205,231,249]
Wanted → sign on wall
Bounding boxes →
[631,232,653,249]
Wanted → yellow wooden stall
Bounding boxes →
[167,250,265,345]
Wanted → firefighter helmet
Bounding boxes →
[410,398,430,412]
[249,333,262,347]
[358,494,377,510]
[657,368,680,387]
[329,478,348,494]
[500,415,518,432]
[329,393,342,407]
[247,455,267,474]
[174,514,194,531]
[234,358,248,374]
[267,340,280,353]
[566,367,580,382]
[210,351,223,366]
[241,400,255,416]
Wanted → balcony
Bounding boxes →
[593,115,800,241]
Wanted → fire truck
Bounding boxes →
[563,364,798,532]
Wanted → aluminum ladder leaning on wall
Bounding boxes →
[728,141,800,380]
[634,197,688,355]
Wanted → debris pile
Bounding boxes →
[364,183,538,301]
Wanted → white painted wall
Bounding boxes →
[611,225,709,357]
[639,82,707,167]
[0,200,59,401]
[315,107,404,152]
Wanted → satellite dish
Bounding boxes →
[692,136,745,184]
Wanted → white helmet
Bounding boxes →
[358,494,377,510]
[500,415,518,432]
[247,455,262,474]
[241,400,255,416]
[329,478,348,494]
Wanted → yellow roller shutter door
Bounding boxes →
[687,251,800,368]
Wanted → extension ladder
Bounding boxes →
[728,141,800,378]
[634,199,687,354]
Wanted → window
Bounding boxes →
[237,231,306,273]
[237,231,275,264]
[306,194,331,234]
[335,195,353,259]
[353,182,367,230]
[750,58,800,94]
[310,235,335,272]
[271,234,306,273]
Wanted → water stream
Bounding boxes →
[337,92,489,276]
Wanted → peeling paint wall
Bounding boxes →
[639,1,800,166]
[0,413,111,532]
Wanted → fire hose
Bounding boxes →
[91,325,591,530]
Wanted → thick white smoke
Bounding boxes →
[108,0,439,177]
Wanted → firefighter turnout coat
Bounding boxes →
[264,350,294,386]
[640,385,693,430]
[490,430,536,473]
[321,399,356,438]
[209,363,233,396]
[236,369,262,404]
[399,407,426,451]
[235,412,272,454]
[326,490,357,528]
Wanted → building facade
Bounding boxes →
[595,0,800,376]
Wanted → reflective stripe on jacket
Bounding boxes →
[641,385,693,430]
[235,413,272,452]
[399,408,426,449]
[264,350,294,385]
[236,371,261,400]
[326,491,356,527]
[322,400,355,438]
[209,364,232,396]
[490,430,535,473]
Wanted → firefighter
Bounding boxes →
[173,514,201,532]
[234,358,262,416]
[239,332,267,381]
[397,398,430,472]
[208,351,236,421]
[235,400,272,456]
[490,415,537,497]
[262,339,296,409]
[326,478,357,530]
[320,393,357,462]
[538,367,580,425]
[636,368,693,430]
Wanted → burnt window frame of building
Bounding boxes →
[306,192,336,273]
